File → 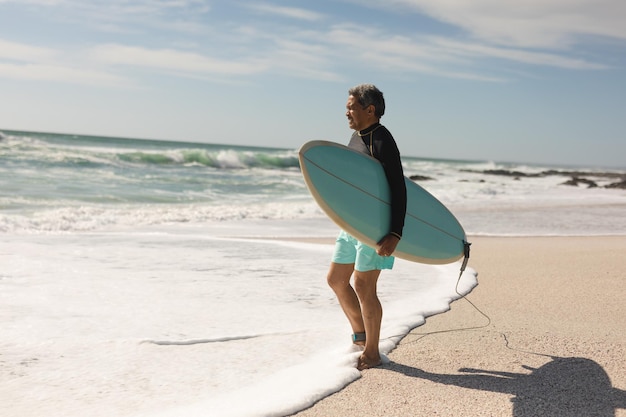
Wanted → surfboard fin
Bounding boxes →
[460,241,471,273]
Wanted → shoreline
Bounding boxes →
[292,235,626,417]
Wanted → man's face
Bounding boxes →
[346,95,372,131]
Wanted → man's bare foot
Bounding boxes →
[357,354,382,371]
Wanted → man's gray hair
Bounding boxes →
[348,84,385,118]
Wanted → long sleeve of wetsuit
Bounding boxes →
[370,126,407,238]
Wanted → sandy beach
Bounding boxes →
[294,236,626,417]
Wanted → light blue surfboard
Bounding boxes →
[299,140,468,265]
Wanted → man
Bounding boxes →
[326,84,407,370]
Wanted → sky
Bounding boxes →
[1,0,625,168]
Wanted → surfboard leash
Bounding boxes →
[391,239,492,346]
[449,239,491,332]
[395,242,557,361]
[454,239,491,330]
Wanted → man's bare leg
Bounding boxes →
[354,269,383,369]
[327,262,365,345]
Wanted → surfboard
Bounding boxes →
[298,140,468,265]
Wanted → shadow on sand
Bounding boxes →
[390,356,626,416]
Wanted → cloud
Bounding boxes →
[245,3,325,21]
[264,38,343,81]
[0,39,131,86]
[0,39,57,61]
[0,62,129,86]
[429,37,609,70]
[1,0,212,35]
[89,44,269,77]
[1,1,618,88]
[81,0,212,34]
[0,0,64,4]
[322,24,604,82]
[377,0,626,48]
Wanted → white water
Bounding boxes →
[1,218,477,417]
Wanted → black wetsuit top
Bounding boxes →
[348,123,407,238]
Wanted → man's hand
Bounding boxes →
[376,233,400,257]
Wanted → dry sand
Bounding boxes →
[293,236,626,417]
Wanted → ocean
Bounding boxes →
[1,129,625,417]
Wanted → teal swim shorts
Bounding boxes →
[332,230,395,272]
